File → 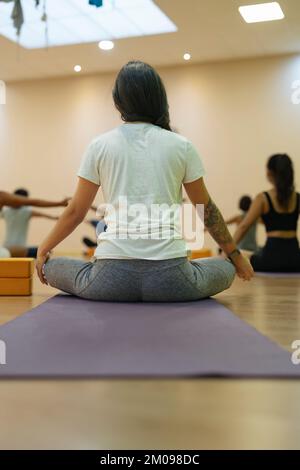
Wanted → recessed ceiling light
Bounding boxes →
[239,2,284,23]
[98,40,114,51]
[74,65,82,72]
[183,53,191,61]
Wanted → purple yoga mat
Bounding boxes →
[0,295,299,378]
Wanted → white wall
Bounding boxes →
[1,54,300,252]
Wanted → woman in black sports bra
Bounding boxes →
[233,154,300,272]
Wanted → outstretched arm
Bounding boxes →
[37,178,99,283]
[31,210,59,221]
[233,194,264,245]
[184,178,254,280]
[0,191,69,209]
[225,214,242,225]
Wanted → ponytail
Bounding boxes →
[267,154,294,208]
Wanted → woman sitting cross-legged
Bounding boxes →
[233,154,300,273]
[36,61,253,301]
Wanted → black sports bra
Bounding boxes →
[261,192,300,232]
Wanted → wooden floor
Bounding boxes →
[0,269,299,449]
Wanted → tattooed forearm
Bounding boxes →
[204,198,234,247]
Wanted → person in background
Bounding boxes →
[225,195,258,252]
[234,154,300,272]
[0,189,68,258]
[82,204,107,250]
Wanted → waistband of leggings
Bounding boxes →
[94,256,188,271]
[266,236,299,244]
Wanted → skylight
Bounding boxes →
[0,0,177,49]
[239,2,285,24]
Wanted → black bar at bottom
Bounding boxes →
[0,450,297,466]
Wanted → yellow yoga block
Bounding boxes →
[0,258,34,278]
[0,277,33,296]
[85,247,95,258]
[190,248,213,260]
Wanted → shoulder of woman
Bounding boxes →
[255,192,266,200]
[254,192,268,209]
[90,128,118,145]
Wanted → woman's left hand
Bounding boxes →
[36,252,50,285]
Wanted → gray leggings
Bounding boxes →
[44,256,236,302]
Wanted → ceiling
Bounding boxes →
[0,0,177,48]
[1,0,300,82]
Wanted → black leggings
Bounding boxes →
[27,246,38,258]
[250,237,300,272]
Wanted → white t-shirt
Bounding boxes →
[0,206,32,247]
[78,123,205,260]
[0,246,10,258]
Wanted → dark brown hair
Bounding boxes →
[239,195,252,212]
[267,154,294,208]
[113,61,171,131]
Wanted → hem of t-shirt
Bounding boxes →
[77,172,100,186]
[183,171,205,184]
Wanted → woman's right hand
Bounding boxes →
[36,251,50,285]
[232,254,254,281]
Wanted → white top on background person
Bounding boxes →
[0,206,32,247]
[0,188,61,248]
[0,246,10,258]
[0,191,68,258]
[0,205,59,248]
